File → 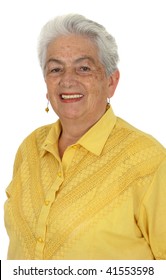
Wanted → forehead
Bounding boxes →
[46,34,100,62]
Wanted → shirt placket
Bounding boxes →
[34,168,64,260]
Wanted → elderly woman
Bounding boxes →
[4,14,166,260]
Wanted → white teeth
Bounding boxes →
[61,94,83,100]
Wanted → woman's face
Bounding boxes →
[44,34,119,123]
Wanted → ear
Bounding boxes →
[107,69,120,98]
[46,93,49,100]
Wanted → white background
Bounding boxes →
[0,0,166,260]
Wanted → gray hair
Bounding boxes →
[38,14,119,76]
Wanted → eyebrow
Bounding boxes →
[44,58,63,70]
[74,56,96,64]
[45,56,96,69]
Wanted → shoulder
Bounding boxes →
[17,122,56,156]
[116,117,166,155]
[23,123,54,143]
[106,116,166,178]
[12,123,57,175]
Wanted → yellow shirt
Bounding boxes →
[4,107,166,260]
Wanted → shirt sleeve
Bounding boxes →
[12,146,23,177]
[138,158,166,259]
[5,145,23,198]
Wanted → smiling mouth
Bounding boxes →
[61,94,83,99]
[60,94,84,101]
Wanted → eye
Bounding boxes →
[79,66,91,72]
[50,67,62,73]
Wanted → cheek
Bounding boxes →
[84,74,102,91]
[45,76,59,86]
[91,70,107,92]
[88,78,107,96]
[46,81,59,96]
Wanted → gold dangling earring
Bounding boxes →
[106,98,110,110]
[107,97,111,104]
[45,100,49,113]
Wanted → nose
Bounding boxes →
[59,68,78,88]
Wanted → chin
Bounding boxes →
[60,111,82,120]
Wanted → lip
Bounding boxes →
[59,93,84,103]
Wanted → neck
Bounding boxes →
[58,111,106,158]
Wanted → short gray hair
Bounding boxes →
[38,14,119,76]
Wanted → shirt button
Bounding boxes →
[38,237,44,243]
[45,200,50,206]
[57,172,62,177]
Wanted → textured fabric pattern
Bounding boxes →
[4,107,166,259]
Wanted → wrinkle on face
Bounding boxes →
[44,34,117,123]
